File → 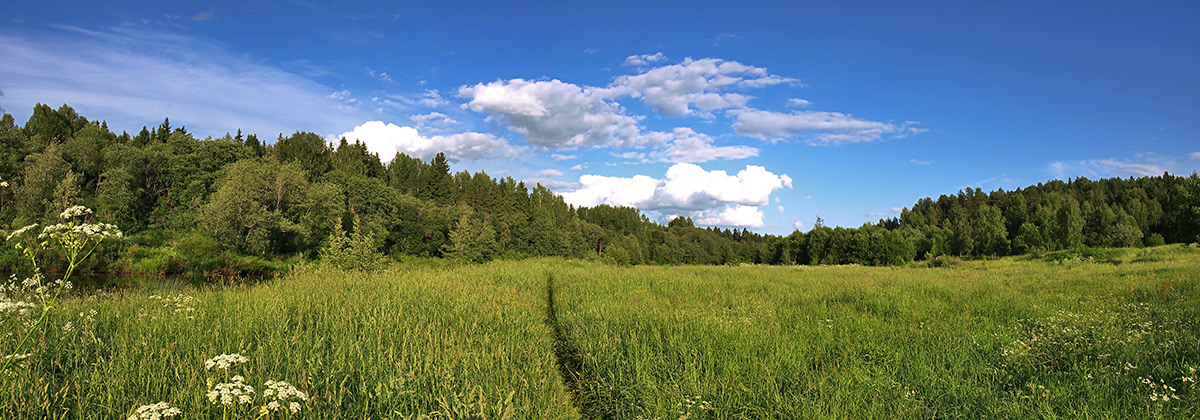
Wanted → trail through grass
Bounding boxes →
[4,245,1199,419]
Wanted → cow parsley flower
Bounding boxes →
[261,380,308,414]
[127,402,182,420]
[207,375,256,405]
[59,205,93,219]
[205,353,249,370]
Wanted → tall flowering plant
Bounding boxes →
[1,206,121,371]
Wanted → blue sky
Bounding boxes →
[2,1,1198,234]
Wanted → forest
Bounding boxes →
[1,103,1199,274]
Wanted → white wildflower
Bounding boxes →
[205,353,249,370]
[5,224,37,241]
[261,380,308,413]
[207,375,256,406]
[59,205,93,219]
[127,402,182,420]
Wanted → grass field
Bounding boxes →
[3,246,1200,419]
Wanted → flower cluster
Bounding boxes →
[0,296,37,316]
[675,394,714,419]
[205,353,249,370]
[208,375,256,405]
[59,205,93,219]
[262,380,308,414]
[39,221,123,240]
[1139,376,1180,403]
[127,402,182,420]
[5,224,37,242]
[149,294,198,317]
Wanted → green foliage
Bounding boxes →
[445,212,498,263]
[319,217,387,271]
[2,104,1198,273]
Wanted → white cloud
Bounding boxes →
[777,206,785,214]
[909,159,933,165]
[1096,160,1166,177]
[570,164,585,171]
[623,52,667,67]
[1049,158,1174,179]
[459,78,659,149]
[538,169,563,177]
[558,163,791,228]
[1189,152,1200,160]
[0,26,365,138]
[647,127,759,163]
[410,112,460,126]
[524,177,580,190]
[803,196,812,200]
[339,121,518,162]
[730,108,921,144]
[786,98,811,107]
[613,58,796,117]
[792,218,804,230]
[693,205,766,228]
[550,153,577,161]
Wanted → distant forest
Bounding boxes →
[1,104,1198,273]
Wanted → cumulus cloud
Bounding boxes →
[623,52,667,67]
[459,78,660,149]
[730,108,923,144]
[538,169,563,177]
[339,121,517,162]
[613,57,795,117]
[558,163,792,228]
[645,127,758,163]
[0,26,366,138]
[692,205,766,228]
[550,153,577,161]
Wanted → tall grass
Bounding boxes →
[2,264,575,419]
[4,246,1199,419]
[548,247,1200,419]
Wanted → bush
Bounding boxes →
[320,217,387,271]
[1144,232,1165,247]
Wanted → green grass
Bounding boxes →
[2,264,575,419]
[4,245,1200,419]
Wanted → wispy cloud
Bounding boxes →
[1047,156,1185,179]
[191,8,216,21]
[0,26,365,138]
[908,159,933,165]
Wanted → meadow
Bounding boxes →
[4,246,1200,419]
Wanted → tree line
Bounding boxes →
[1,104,1197,273]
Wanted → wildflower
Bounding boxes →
[205,353,249,370]
[5,224,37,241]
[261,380,308,414]
[59,205,93,219]
[0,299,37,316]
[207,375,256,405]
[128,402,182,420]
